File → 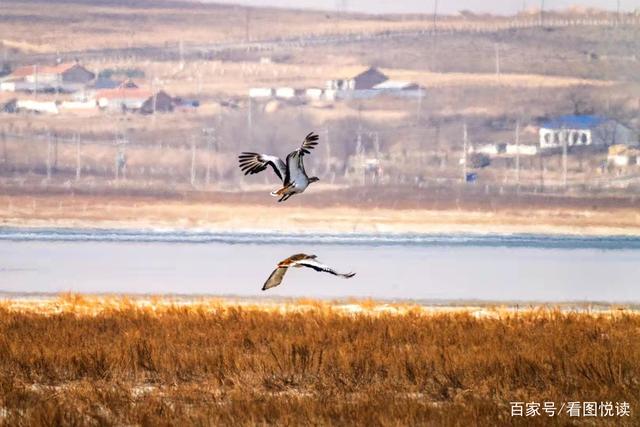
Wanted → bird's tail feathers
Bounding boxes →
[271,183,293,196]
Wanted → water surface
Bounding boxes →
[1,228,639,303]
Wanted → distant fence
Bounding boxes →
[1,127,639,199]
[0,130,232,189]
[27,16,640,63]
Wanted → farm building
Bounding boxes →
[326,67,424,99]
[0,63,95,93]
[471,143,507,155]
[96,87,153,111]
[248,66,421,102]
[91,77,138,90]
[275,87,295,99]
[371,80,426,98]
[15,100,59,114]
[140,91,174,114]
[75,78,139,101]
[326,67,389,91]
[539,115,634,149]
[506,144,539,156]
[248,88,274,98]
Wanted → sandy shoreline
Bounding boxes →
[2,294,638,316]
[2,208,640,238]
[1,194,640,237]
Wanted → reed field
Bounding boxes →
[0,295,637,425]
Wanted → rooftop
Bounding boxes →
[540,114,609,130]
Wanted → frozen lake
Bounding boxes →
[1,228,639,303]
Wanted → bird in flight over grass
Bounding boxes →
[262,253,356,290]
[238,132,320,202]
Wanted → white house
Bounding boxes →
[275,87,295,99]
[539,115,634,149]
[471,143,507,155]
[326,67,388,92]
[249,87,274,98]
[15,100,59,114]
[506,144,539,156]
[95,87,152,111]
[305,88,323,100]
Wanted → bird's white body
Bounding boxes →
[239,132,320,202]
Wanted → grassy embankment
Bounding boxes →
[0,295,638,425]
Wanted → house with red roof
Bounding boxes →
[96,85,153,112]
[0,62,95,93]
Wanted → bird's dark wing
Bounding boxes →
[238,152,286,182]
[295,259,356,279]
[299,132,319,155]
[262,267,288,290]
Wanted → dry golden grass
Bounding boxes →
[0,1,547,54]
[387,69,614,89]
[0,295,638,425]
[55,60,610,100]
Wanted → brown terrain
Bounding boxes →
[2,188,640,235]
[1,1,639,238]
[0,295,637,425]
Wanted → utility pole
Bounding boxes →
[245,8,251,42]
[515,120,521,188]
[46,131,52,181]
[247,98,253,145]
[494,44,501,76]
[179,39,185,71]
[203,127,216,186]
[416,87,423,122]
[431,0,439,72]
[562,129,568,189]
[1,129,6,166]
[53,132,58,172]
[75,134,81,181]
[539,0,545,27]
[190,136,197,187]
[324,127,331,176]
[151,78,158,115]
[197,68,203,96]
[539,151,544,192]
[356,128,365,185]
[373,131,380,157]
[462,122,468,183]
[33,64,38,99]
[115,135,127,181]
[432,0,438,35]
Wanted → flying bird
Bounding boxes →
[238,132,320,202]
[262,253,355,291]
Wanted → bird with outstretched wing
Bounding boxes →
[262,253,356,290]
[238,132,320,202]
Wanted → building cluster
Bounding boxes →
[1,61,638,170]
[470,114,638,168]
[249,67,425,102]
[0,62,196,115]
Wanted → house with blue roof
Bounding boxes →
[539,115,634,150]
